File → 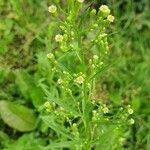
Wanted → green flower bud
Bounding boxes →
[90,9,96,16]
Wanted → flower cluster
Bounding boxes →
[74,72,85,85]
[99,5,115,23]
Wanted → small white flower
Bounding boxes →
[128,108,134,114]
[48,5,57,13]
[102,107,109,114]
[92,110,97,114]
[107,15,115,22]
[57,79,63,85]
[74,75,85,84]
[72,123,77,127]
[99,5,110,16]
[47,53,54,59]
[93,55,99,60]
[77,0,84,3]
[44,101,51,110]
[102,106,109,114]
[128,118,135,125]
[127,105,131,108]
[55,34,64,42]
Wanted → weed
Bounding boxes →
[40,1,134,149]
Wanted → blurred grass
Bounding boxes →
[105,0,150,149]
[0,0,149,149]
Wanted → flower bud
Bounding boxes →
[128,108,134,114]
[47,53,54,59]
[102,106,109,114]
[128,118,135,125]
[99,5,110,17]
[107,15,115,22]
[57,78,63,85]
[77,0,84,3]
[55,34,64,42]
[74,75,85,84]
[48,5,57,14]
[90,9,96,16]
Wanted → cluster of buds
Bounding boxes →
[47,52,58,66]
[99,5,115,23]
[89,54,104,73]
[101,104,109,114]
[92,110,100,122]
[72,123,79,138]
[127,105,134,125]
[55,34,64,43]
[54,106,66,118]
[74,72,86,85]
[44,101,55,112]
[127,105,134,114]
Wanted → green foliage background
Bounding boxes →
[0,0,149,149]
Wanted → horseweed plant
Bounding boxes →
[41,1,134,149]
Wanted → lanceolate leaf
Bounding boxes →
[0,101,37,132]
[42,116,73,139]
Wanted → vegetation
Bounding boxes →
[0,0,149,149]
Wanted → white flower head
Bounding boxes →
[128,108,134,114]
[74,75,85,84]
[44,101,51,108]
[99,5,110,17]
[77,0,84,3]
[48,5,57,13]
[47,53,54,59]
[128,118,135,125]
[93,55,99,60]
[107,15,115,22]
[55,34,64,42]
[57,78,63,85]
[102,106,109,114]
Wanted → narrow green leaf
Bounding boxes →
[40,83,80,116]
[42,116,73,139]
[45,141,77,149]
